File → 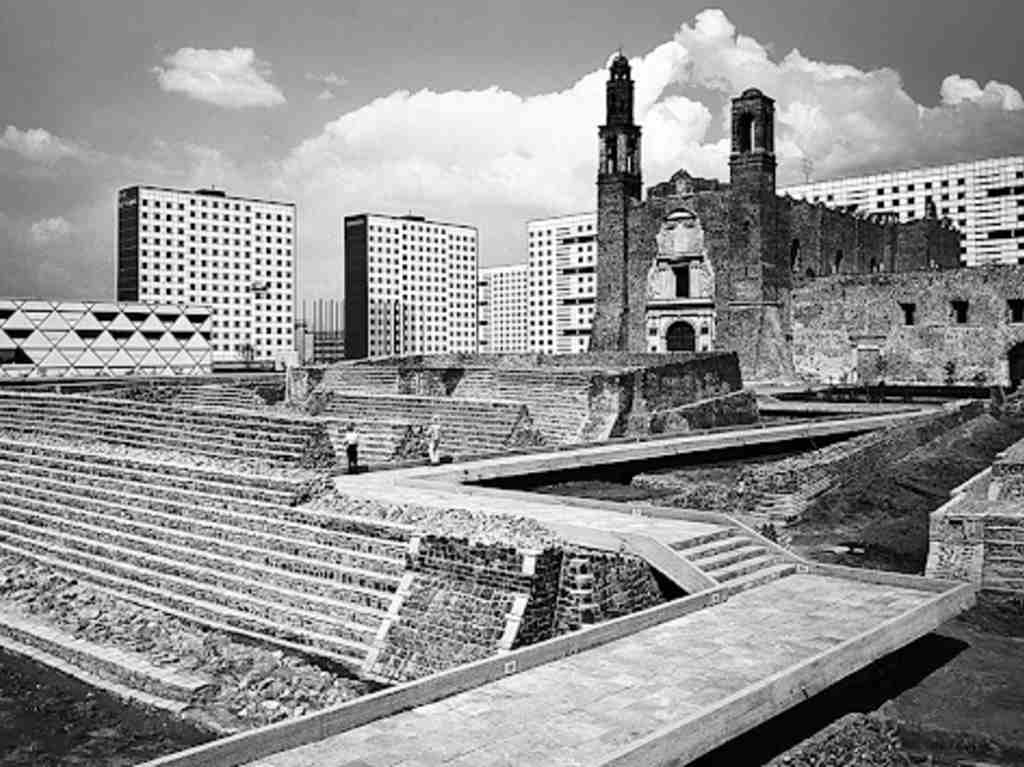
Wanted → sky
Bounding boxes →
[1,0,1022,304]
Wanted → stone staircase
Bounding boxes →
[454,368,595,444]
[325,420,410,466]
[0,438,413,670]
[0,390,332,468]
[320,392,540,459]
[671,528,798,593]
[172,384,263,411]
[320,365,400,394]
[752,477,834,525]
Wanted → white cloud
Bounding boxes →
[306,71,348,87]
[317,89,335,101]
[155,47,286,108]
[940,74,1023,111]
[29,216,73,245]
[0,126,96,165]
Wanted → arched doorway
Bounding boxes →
[666,321,696,352]
[1009,342,1024,390]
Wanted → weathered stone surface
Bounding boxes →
[0,553,369,732]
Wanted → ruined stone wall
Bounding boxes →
[927,433,1024,592]
[792,265,1024,385]
[371,535,665,683]
[624,389,758,435]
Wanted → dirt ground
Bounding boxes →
[788,413,1024,573]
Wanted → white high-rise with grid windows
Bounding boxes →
[117,186,295,363]
[343,214,478,358]
[478,265,528,353]
[528,212,597,354]
[783,156,1024,266]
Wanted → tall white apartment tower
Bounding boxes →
[527,212,598,354]
[343,213,478,358]
[478,264,529,353]
[117,186,295,363]
[783,156,1024,265]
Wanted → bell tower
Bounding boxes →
[591,53,644,351]
[598,53,642,200]
[729,88,776,198]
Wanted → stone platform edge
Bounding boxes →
[0,605,213,717]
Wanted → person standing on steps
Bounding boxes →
[344,422,360,474]
[427,414,442,466]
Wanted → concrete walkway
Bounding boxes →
[244,574,936,767]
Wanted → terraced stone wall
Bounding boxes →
[928,436,1024,593]
[369,535,665,683]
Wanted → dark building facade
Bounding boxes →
[589,55,963,382]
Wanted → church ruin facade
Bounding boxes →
[586,54,1024,386]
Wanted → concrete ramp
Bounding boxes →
[143,569,971,767]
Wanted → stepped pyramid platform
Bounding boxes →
[0,389,334,469]
[0,435,411,671]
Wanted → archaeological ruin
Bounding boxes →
[1,54,1022,767]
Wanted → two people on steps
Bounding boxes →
[343,415,443,473]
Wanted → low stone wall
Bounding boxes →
[927,436,1024,593]
[623,389,759,435]
[635,401,982,521]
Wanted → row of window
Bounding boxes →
[898,299,1024,326]
[142,197,292,220]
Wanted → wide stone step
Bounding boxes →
[668,527,735,552]
[0,400,312,443]
[709,554,780,582]
[0,447,301,504]
[0,502,397,623]
[0,406,308,452]
[0,393,313,435]
[0,414,305,463]
[0,475,405,578]
[0,515,389,647]
[0,463,409,555]
[690,544,768,572]
[677,534,752,561]
[0,539,370,666]
[719,563,798,595]
[0,491,400,603]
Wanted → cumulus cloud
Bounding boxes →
[0,126,97,165]
[29,216,73,246]
[316,89,335,101]
[940,74,1023,111]
[155,47,286,108]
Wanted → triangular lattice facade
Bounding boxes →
[0,298,213,379]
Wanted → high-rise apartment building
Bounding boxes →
[343,213,478,358]
[783,156,1024,265]
[528,212,597,354]
[117,186,295,363]
[477,264,529,353]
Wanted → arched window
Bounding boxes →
[737,114,755,153]
[790,238,801,271]
[665,321,696,352]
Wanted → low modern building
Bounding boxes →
[343,213,478,358]
[0,298,213,379]
[478,264,529,353]
[783,156,1024,266]
[528,212,598,354]
[116,185,295,364]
